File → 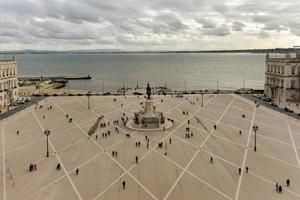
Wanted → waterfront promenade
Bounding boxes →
[1,94,300,200]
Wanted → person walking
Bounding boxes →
[245,166,249,173]
[275,182,279,192]
[122,180,126,190]
[135,156,138,164]
[210,157,214,164]
[278,185,282,193]
[56,163,61,171]
[286,179,290,187]
[75,168,79,175]
[238,168,241,175]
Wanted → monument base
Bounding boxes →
[125,119,173,132]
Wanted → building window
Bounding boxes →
[278,66,280,73]
[291,80,296,89]
[281,79,284,88]
[291,66,295,75]
[282,66,285,74]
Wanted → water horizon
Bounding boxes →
[15,52,266,92]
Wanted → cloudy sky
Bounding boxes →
[0,0,300,50]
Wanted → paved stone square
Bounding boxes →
[1,94,300,200]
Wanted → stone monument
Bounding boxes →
[126,83,173,131]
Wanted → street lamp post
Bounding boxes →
[87,94,90,110]
[44,129,50,157]
[201,92,204,107]
[252,125,258,152]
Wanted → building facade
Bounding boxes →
[0,58,18,107]
[264,53,300,103]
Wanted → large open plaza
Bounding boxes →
[1,94,300,200]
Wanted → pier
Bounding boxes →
[18,75,91,81]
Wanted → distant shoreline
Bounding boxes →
[0,47,297,55]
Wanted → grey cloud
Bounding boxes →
[152,13,188,34]
[202,24,231,36]
[195,18,217,28]
[213,4,229,14]
[0,0,299,50]
[289,23,300,36]
[263,23,287,31]
[0,29,19,37]
[258,30,270,38]
[252,15,275,23]
[232,22,245,31]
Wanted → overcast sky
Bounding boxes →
[0,0,300,50]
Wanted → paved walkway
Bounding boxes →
[1,94,300,200]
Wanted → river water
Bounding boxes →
[15,53,266,92]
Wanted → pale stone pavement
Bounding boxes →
[1,94,300,200]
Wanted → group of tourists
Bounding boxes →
[182,110,189,115]
[100,122,109,128]
[185,126,193,139]
[135,141,141,147]
[65,113,73,123]
[238,166,249,175]
[275,179,291,193]
[101,131,111,138]
[28,163,37,172]
[112,150,118,157]
[144,136,150,148]
[47,106,53,111]
[185,132,193,138]
[113,120,119,125]
[157,142,164,148]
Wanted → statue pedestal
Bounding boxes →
[144,99,155,117]
[126,97,173,131]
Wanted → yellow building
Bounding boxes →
[0,57,18,107]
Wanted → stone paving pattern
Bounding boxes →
[1,94,300,200]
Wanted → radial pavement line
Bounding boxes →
[32,111,84,200]
[52,101,159,200]
[287,121,300,168]
[163,95,236,200]
[81,95,215,200]
[234,105,256,200]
